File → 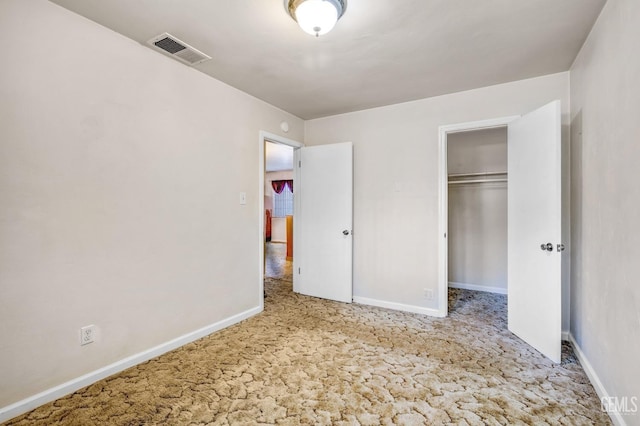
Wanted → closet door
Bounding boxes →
[508,100,562,363]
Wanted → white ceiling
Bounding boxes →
[50,0,606,119]
[265,142,293,172]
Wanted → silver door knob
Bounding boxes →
[342,230,350,235]
[541,243,553,251]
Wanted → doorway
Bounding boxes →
[264,141,294,283]
[438,116,519,318]
[258,131,303,309]
[438,101,563,363]
[259,132,354,307]
[447,127,508,296]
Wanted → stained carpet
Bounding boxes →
[4,268,609,424]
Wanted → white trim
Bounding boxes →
[258,131,303,309]
[448,281,507,295]
[293,148,301,294]
[561,331,570,341]
[438,116,519,319]
[353,296,444,318]
[0,306,261,423]
[568,333,626,426]
[437,125,449,318]
[261,130,304,149]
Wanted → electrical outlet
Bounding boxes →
[80,325,96,346]
[424,289,434,300]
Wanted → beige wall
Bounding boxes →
[570,0,640,416]
[447,128,508,174]
[447,128,508,293]
[0,0,303,411]
[305,72,570,323]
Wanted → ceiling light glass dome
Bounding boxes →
[285,0,347,37]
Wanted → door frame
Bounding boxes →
[258,131,303,310]
[437,116,519,317]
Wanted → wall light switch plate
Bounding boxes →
[239,192,247,205]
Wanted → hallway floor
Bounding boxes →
[265,242,292,283]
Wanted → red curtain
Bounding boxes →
[271,180,293,194]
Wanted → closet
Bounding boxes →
[447,127,508,294]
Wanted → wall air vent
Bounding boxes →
[147,33,211,66]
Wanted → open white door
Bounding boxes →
[293,142,353,303]
[508,100,562,363]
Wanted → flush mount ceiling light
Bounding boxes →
[285,0,347,37]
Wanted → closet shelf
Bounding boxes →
[448,171,508,185]
[448,178,507,185]
[448,171,507,178]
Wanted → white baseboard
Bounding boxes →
[448,281,507,295]
[0,306,262,424]
[561,331,570,341]
[353,296,444,317]
[568,333,626,426]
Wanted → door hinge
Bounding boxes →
[298,267,301,274]
[298,160,301,168]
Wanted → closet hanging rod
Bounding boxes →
[448,178,508,185]
[448,171,507,179]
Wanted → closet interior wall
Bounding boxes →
[447,127,508,294]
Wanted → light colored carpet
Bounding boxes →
[4,277,609,425]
